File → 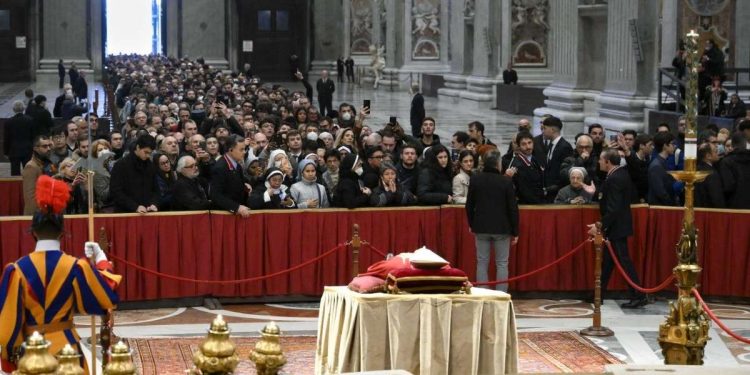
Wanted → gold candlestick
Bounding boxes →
[13,332,58,375]
[103,341,136,375]
[249,322,287,375]
[192,315,240,374]
[657,29,711,365]
[55,344,85,375]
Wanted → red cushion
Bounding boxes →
[359,256,412,279]
[348,275,386,293]
[386,267,469,294]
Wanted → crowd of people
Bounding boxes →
[3,54,750,218]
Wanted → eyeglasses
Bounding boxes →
[184,164,197,168]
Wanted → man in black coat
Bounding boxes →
[316,70,335,117]
[695,143,725,208]
[58,59,66,89]
[538,116,573,202]
[172,155,210,211]
[210,135,251,217]
[409,83,425,138]
[466,150,519,292]
[509,132,546,204]
[589,149,647,308]
[336,57,345,83]
[28,95,54,138]
[718,133,750,209]
[3,101,35,176]
[109,135,160,213]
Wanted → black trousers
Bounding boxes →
[346,70,354,82]
[318,97,333,118]
[9,156,30,176]
[600,237,644,299]
[59,75,65,89]
[337,69,344,82]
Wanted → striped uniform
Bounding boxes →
[0,244,120,373]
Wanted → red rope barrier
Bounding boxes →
[604,241,675,293]
[693,288,750,345]
[108,242,350,284]
[360,241,388,258]
[474,239,591,286]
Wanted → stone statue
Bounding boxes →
[369,44,386,89]
[464,0,475,19]
[511,0,527,32]
[531,0,550,31]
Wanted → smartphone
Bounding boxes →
[389,116,397,124]
[363,100,371,111]
[199,141,207,150]
[609,134,619,142]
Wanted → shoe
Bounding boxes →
[620,297,648,309]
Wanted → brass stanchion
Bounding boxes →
[657,29,711,365]
[581,223,614,337]
[350,224,361,279]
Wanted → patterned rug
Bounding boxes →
[125,331,621,374]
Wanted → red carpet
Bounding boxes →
[125,331,622,374]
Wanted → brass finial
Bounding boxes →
[55,344,85,375]
[103,341,136,375]
[249,322,287,375]
[192,315,239,374]
[13,331,58,375]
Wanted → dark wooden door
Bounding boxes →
[0,2,30,81]
[237,0,307,81]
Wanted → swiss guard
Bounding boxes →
[0,175,121,373]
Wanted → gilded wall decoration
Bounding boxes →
[351,0,373,54]
[411,0,440,60]
[511,0,549,67]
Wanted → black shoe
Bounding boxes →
[620,297,648,309]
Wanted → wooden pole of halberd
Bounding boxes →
[581,222,614,337]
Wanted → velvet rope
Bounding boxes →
[473,239,591,286]
[360,241,388,258]
[107,242,350,284]
[693,288,750,345]
[605,241,676,293]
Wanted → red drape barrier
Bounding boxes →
[1,205,748,302]
[0,178,23,216]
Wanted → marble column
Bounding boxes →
[735,1,750,86]
[533,0,587,135]
[180,0,229,69]
[587,0,659,133]
[37,0,93,82]
[309,0,345,78]
[438,0,473,102]
[458,0,500,109]
[380,0,403,88]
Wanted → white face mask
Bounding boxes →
[274,160,283,168]
[342,112,352,121]
[307,132,319,141]
[354,166,363,176]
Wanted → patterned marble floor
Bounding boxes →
[67,297,750,372]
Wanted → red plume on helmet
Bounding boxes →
[35,175,71,215]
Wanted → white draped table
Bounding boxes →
[315,286,519,375]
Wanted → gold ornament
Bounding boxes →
[657,28,711,365]
[55,344,85,375]
[103,341,136,375]
[249,322,287,375]
[192,315,240,374]
[13,331,58,375]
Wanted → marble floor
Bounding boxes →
[68,297,750,372]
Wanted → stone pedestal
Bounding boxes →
[180,0,229,69]
[534,85,587,136]
[438,74,467,103]
[459,76,497,109]
[36,0,95,82]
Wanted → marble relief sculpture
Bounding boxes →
[511,0,549,67]
[351,0,373,54]
[411,0,440,60]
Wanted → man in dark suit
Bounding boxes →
[28,95,54,138]
[507,132,545,204]
[109,135,160,213]
[210,135,251,217]
[316,70,335,117]
[409,83,425,138]
[58,59,66,89]
[172,155,211,211]
[3,101,35,176]
[466,150,519,292]
[537,116,573,202]
[336,57,345,83]
[588,148,647,308]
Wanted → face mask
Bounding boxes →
[307,132,319,141]
[342,112,352,121]
[274,160,283,168]
[354,166,363,176]
[717,144,725,156]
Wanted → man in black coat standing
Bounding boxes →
[210,135,251,217]
[57,59,66,89]
[109,135,160,213]
[466,150,519,292]
[316,70,335,117]
[538,116,573,202]
[3,101,35,176]
[588,149,647,308]
[409,83,425,138]
[336,57,345,83]
[172,155,211,211]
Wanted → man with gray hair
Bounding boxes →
[172,155,210,210]
[465,150,519,292]
[3,100,35,175]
